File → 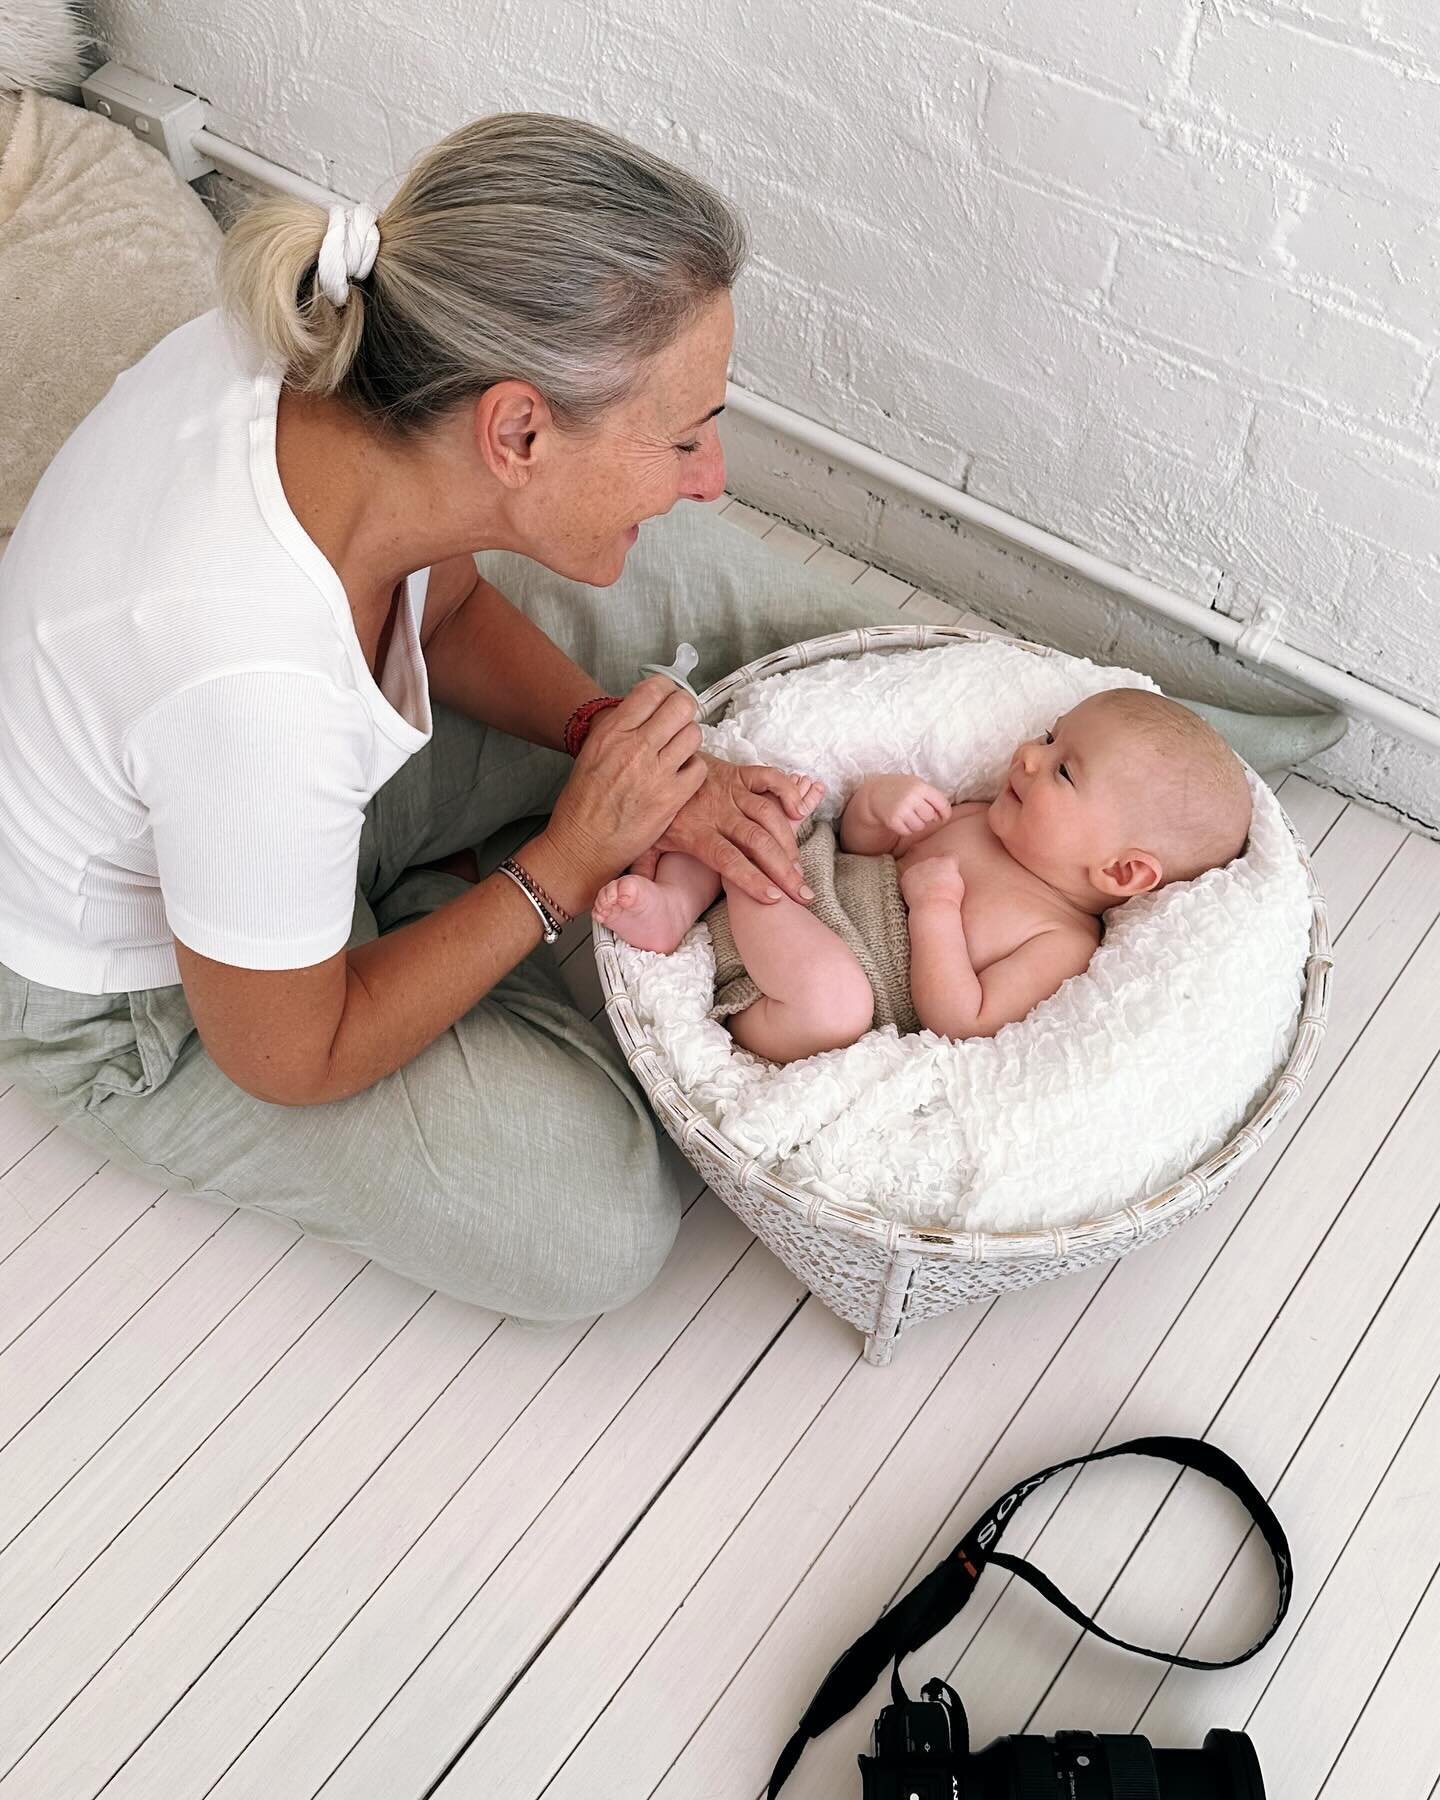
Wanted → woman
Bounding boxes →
[0,113,891,1320]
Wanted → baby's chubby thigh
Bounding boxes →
[722,878,875,1061]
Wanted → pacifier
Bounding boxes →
[638,641,703,715]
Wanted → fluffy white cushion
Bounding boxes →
[608,639,1314,1234]
[0,92,221,537]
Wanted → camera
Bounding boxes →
[859,1679,1266,1800]
[767,1438,1288,1800]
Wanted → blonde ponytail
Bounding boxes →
[218,194,367,395]
[217,112,748,434]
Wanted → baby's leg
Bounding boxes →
[723,883,875,1063]
[593,853,721,952]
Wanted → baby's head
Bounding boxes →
[987,688,1253,911]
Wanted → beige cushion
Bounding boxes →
[0,90,221,535]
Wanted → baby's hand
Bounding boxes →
[867,775,953,838]
[900,857,966,909]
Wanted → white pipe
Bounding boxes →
[726,387,1440,751]
[194,129,1440,753]
[192,128,344,211]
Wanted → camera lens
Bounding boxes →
[968,1729,1266,1800]
[1152,1731,1266,1800]
[1142,1730,1266,1800]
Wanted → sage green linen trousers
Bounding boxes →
[0,506,901,1320]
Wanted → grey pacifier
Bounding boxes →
[639,641,703,712]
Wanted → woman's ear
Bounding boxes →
[473,380,551,486]
[1094,849,1164,898]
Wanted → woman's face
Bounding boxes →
[494,289,735,586]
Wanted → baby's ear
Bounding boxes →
[1095,850,1164,899]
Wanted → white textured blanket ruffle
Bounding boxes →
[610,641,1313,1234]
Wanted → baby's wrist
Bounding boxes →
[907,891,966,917]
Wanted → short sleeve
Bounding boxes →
[124,669,374,970]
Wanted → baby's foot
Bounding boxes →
[593,874,696,953]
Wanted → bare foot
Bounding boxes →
[593,874,696,952]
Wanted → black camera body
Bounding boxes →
[859,1679,1267,1800]
[860,1690,960,1799]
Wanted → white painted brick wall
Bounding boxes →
[93,0,1440,829]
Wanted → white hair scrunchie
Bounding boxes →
[316,204,380,307]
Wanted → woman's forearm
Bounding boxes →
[425,571,607,748]
[312,831,595,1104]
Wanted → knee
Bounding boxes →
[581,1178,684,1315]
[493,1084,685,1323]
[810,964,875,1050]
[516,1163,683,1324]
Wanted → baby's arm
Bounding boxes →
[839,774,961,856]
[902,863,1094,1040]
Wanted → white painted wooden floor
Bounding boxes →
[2,497,1438,1800]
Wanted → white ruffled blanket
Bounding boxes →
[608,640,1314,1234]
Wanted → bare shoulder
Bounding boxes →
[419,553,481,647]
[1030,911,1101,975]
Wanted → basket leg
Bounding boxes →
[865,1251,918,1367]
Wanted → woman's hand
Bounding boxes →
[530,676,707,909]
[648,756,826,905]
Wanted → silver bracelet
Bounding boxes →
[496,857,563,943]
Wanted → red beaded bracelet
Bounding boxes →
[564,694,623,757]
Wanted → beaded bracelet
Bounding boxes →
[564,694,623,757]
[496,855,572,944]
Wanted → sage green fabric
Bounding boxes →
[1178,698,1348,775]
[0,503,907,1320]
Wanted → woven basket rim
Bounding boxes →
[594,624,1333,1262]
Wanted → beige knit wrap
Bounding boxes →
[704,816,919,1035]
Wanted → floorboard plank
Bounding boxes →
[805,545,869,586]
[116,1192,739,1800]
[722,501,776,539]
[0,1193,239,1447]
[0,1164,166,1353]
[1319,1557,1440,1800]
[213,1207,794,1800]
[6,1275,481,1799]
[0,1209,298,1542]
[1137,1238,1440,1746]
[0,1118,106,1265]
[850,565,915,609]
[1213,1347,1440,1793]
[432,1293,874,1799]
[0,1256,425,1787]
[763,522,823,564]
[1272,773,1347,851]
[0,1090,61,1184]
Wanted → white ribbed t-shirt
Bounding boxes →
[0,309,434,995]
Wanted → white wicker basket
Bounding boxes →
[594,626,1333,1366]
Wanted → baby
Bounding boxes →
[594,688,1253,1065]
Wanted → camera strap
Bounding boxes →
[767,1433,1292,1797]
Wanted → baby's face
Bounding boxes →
[987,698,1153,891]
